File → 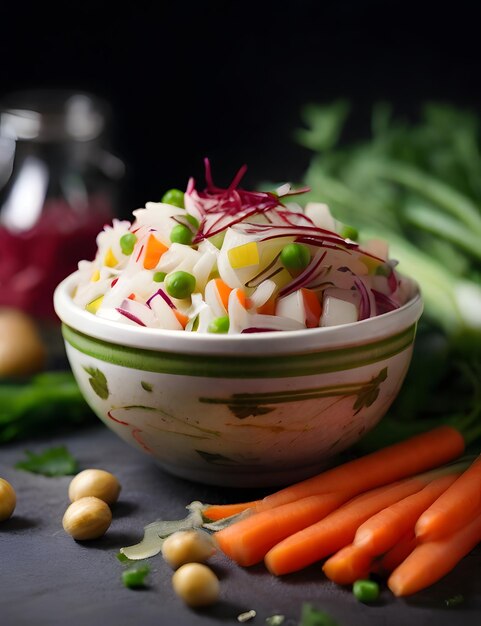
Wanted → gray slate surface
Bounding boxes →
[1,424,480,626]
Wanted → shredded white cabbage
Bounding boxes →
[73,172,410,334]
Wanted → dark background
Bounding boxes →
[2,0,481,214]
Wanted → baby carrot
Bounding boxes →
[323,544,372,585]
[320,469,463,588]
[205,426,465,521]
[416,454,481,542]
[371,532,417,577]
[265,472,435,576]
[388,511,481,596]
[215,493,347,567]
[354,472,460,554]
[203,501,259,522]
[257,426,465,512]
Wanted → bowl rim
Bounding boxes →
[54,271,423,356]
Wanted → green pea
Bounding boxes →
[121,565,150,589]
[170,224,194,245]
[120,233,137,256]
[340,225,359,241]
[352,579,380,603]
[165,271,196,299]
[153,271,166,282]
[207,316,230,334]
[280,243,310,273]
[161,188,185,208]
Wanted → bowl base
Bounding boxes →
[158,459,332,489]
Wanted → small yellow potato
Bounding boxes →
[172,562,220,607]
[0,478,16,521]
[0,308,45,377]
[62,496,112,540]
[162,529,216,569]
[68,469,121,505]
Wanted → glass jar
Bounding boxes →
[0,90,125,368]
[0,90,124,321]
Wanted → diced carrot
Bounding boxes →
[301,288,322,328]
[173,309,189,329]
[388,511,481,596]
[214,278,233,311]
[128,293,136,300]
[236,289,247,308]
[143,234,168,269]
[256,295,277,316]
[416,454,481,542]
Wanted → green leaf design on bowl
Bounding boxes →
[83,366,109,400]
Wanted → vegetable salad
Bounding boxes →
[73,161,411,333]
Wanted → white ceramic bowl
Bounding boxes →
[54,272,423,487]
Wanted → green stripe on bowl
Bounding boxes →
[62,323,416,379]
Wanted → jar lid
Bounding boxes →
[0,90,110,142]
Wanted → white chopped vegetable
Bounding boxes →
[73,163,411,333]
[321,295,359,326]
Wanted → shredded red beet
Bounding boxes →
[187,159,310,243]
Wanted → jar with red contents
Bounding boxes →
[0,90,124,363]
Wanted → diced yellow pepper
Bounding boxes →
[228,242,259,269]
[104,247,118,268]
[86,295,104,314]
[90,269,101,282]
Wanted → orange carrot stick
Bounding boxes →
[416,454,481,542]
[321,470,463,586]
[354,472,460,554]
[371,532,417,577]
[203,501,259,522]
[257,426,465,512]
[264,472,436,576]
[323,544,372,585]
[323,471,461,585]
[215,493,347,567]
[388,511,481,596]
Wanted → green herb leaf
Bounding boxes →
[121,565,150,589]
[15,445,79,476]
[444,594,464,608]
[299,603,339,626]
[0,371,94,444]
